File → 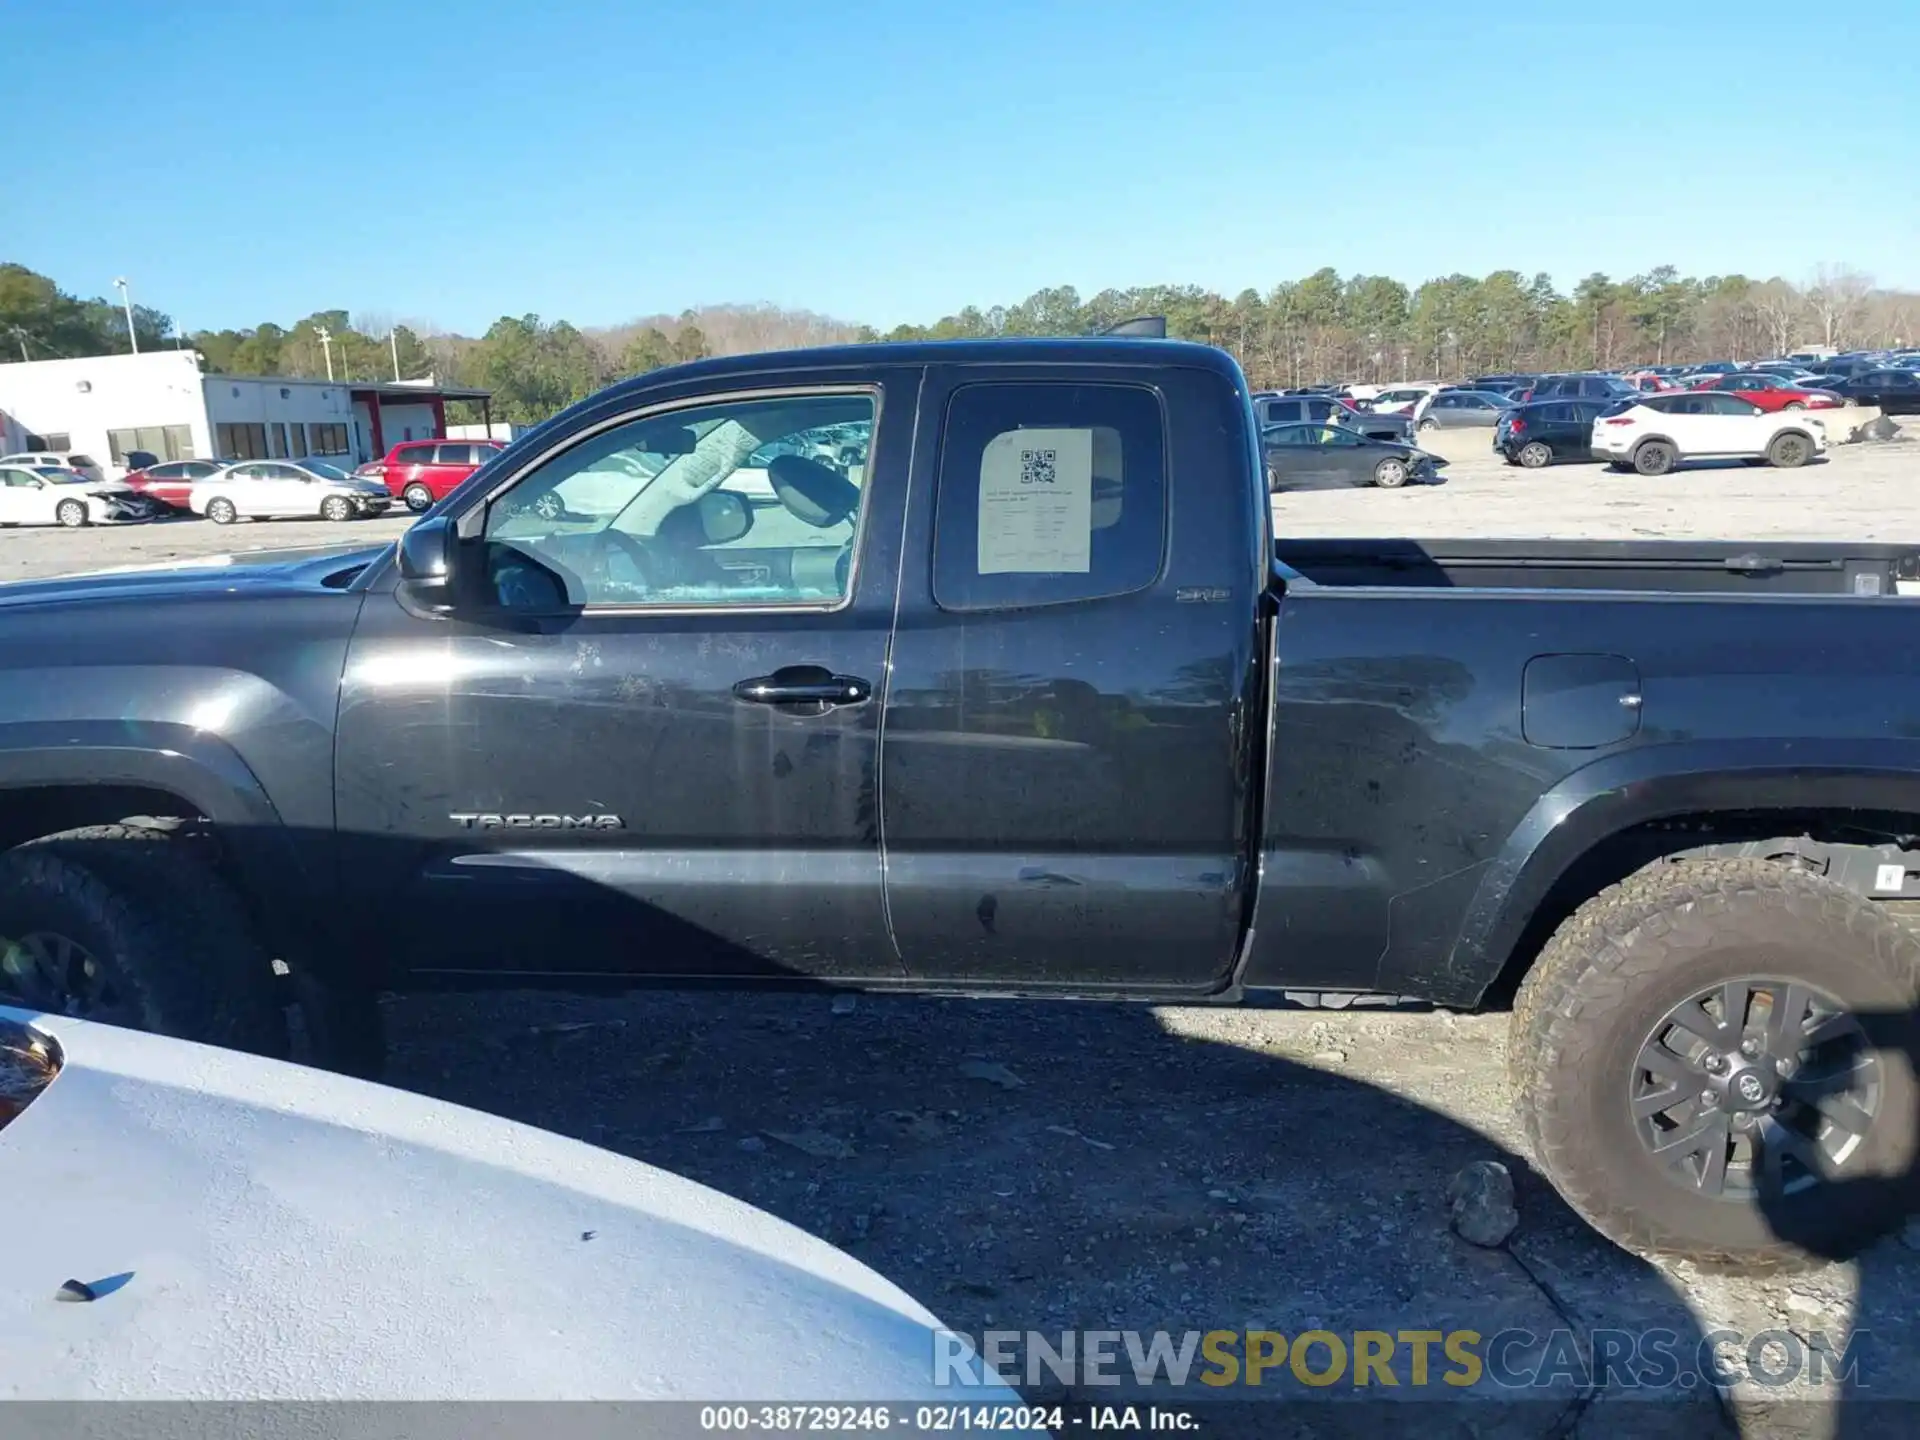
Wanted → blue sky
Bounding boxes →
[14,0,1919,335]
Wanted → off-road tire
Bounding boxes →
[0,824,288,1057]
[1511,859,1920,1271]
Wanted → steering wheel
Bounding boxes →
[585,526,662,598]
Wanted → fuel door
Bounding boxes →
[1523,653,1642,749]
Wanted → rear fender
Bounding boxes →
[1417,738,1920,1007]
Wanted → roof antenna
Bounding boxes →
[1100,316,1167,338]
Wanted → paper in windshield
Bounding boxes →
[976,427,1092,574]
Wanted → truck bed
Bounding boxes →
[1275,537,1920,596]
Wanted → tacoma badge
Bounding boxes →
[449,813,625,830]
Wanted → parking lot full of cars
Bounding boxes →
[1258,346,1917,490]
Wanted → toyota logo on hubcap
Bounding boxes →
[1736,1073,1766,1104]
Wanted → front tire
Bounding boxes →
[320,495,355,522]
[55,499,87,528]
[206,497,238,525]
[1784,401,1805,411]
[1517,441,1553,469]
[1511,859,1920,1270]
[1372,457,1410,489]
[1768,432,1814,469]
[0,825,289,1058]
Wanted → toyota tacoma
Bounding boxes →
[0,334,1917,1271]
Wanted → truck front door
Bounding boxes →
[335,372,916,983]
[879,363,1264,992]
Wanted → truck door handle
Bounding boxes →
[732,666,872,708]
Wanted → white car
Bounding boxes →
[1591,392,1826,475]
[190,459,396,524]
[0,450,106,482]
[0,1008,1024,1404]
[1364,384,1440,416]
[0,463,155,526]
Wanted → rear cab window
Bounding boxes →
[932,383,1167,612]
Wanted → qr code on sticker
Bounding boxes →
[1019,447,1058,485]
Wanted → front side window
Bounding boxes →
[482,391,873,611]
[932,381,1165,613]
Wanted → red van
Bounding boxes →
[357,439,505,512]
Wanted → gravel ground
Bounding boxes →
[11,437,1920,1434]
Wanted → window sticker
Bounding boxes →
[976,426,1092,574]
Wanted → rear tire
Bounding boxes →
[1767,431,1814,469]
[1517,441,1553,469]
[1632,440,1677,476]
[1511,859,1920,1271]
[1372,457,1409,489]
[206,497,238,525]
[54,500,87,528]
[402,482,434,513]
[0,825,288,1059]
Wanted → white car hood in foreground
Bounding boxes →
[0,1010,1002,1403]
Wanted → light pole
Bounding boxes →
[112,278,138,353]
[315,325,335,382]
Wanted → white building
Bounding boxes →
[0,351,493,476]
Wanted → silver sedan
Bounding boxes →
[1415,390,1514,431]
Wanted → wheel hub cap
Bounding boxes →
[1629,978,1877,1200]
[0,931,115,1017]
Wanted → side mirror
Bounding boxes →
[693,489,752,544]
[397,514,454,584]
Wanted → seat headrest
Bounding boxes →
[768,455,860,529]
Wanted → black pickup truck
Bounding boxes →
[2,335,1918,1272]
